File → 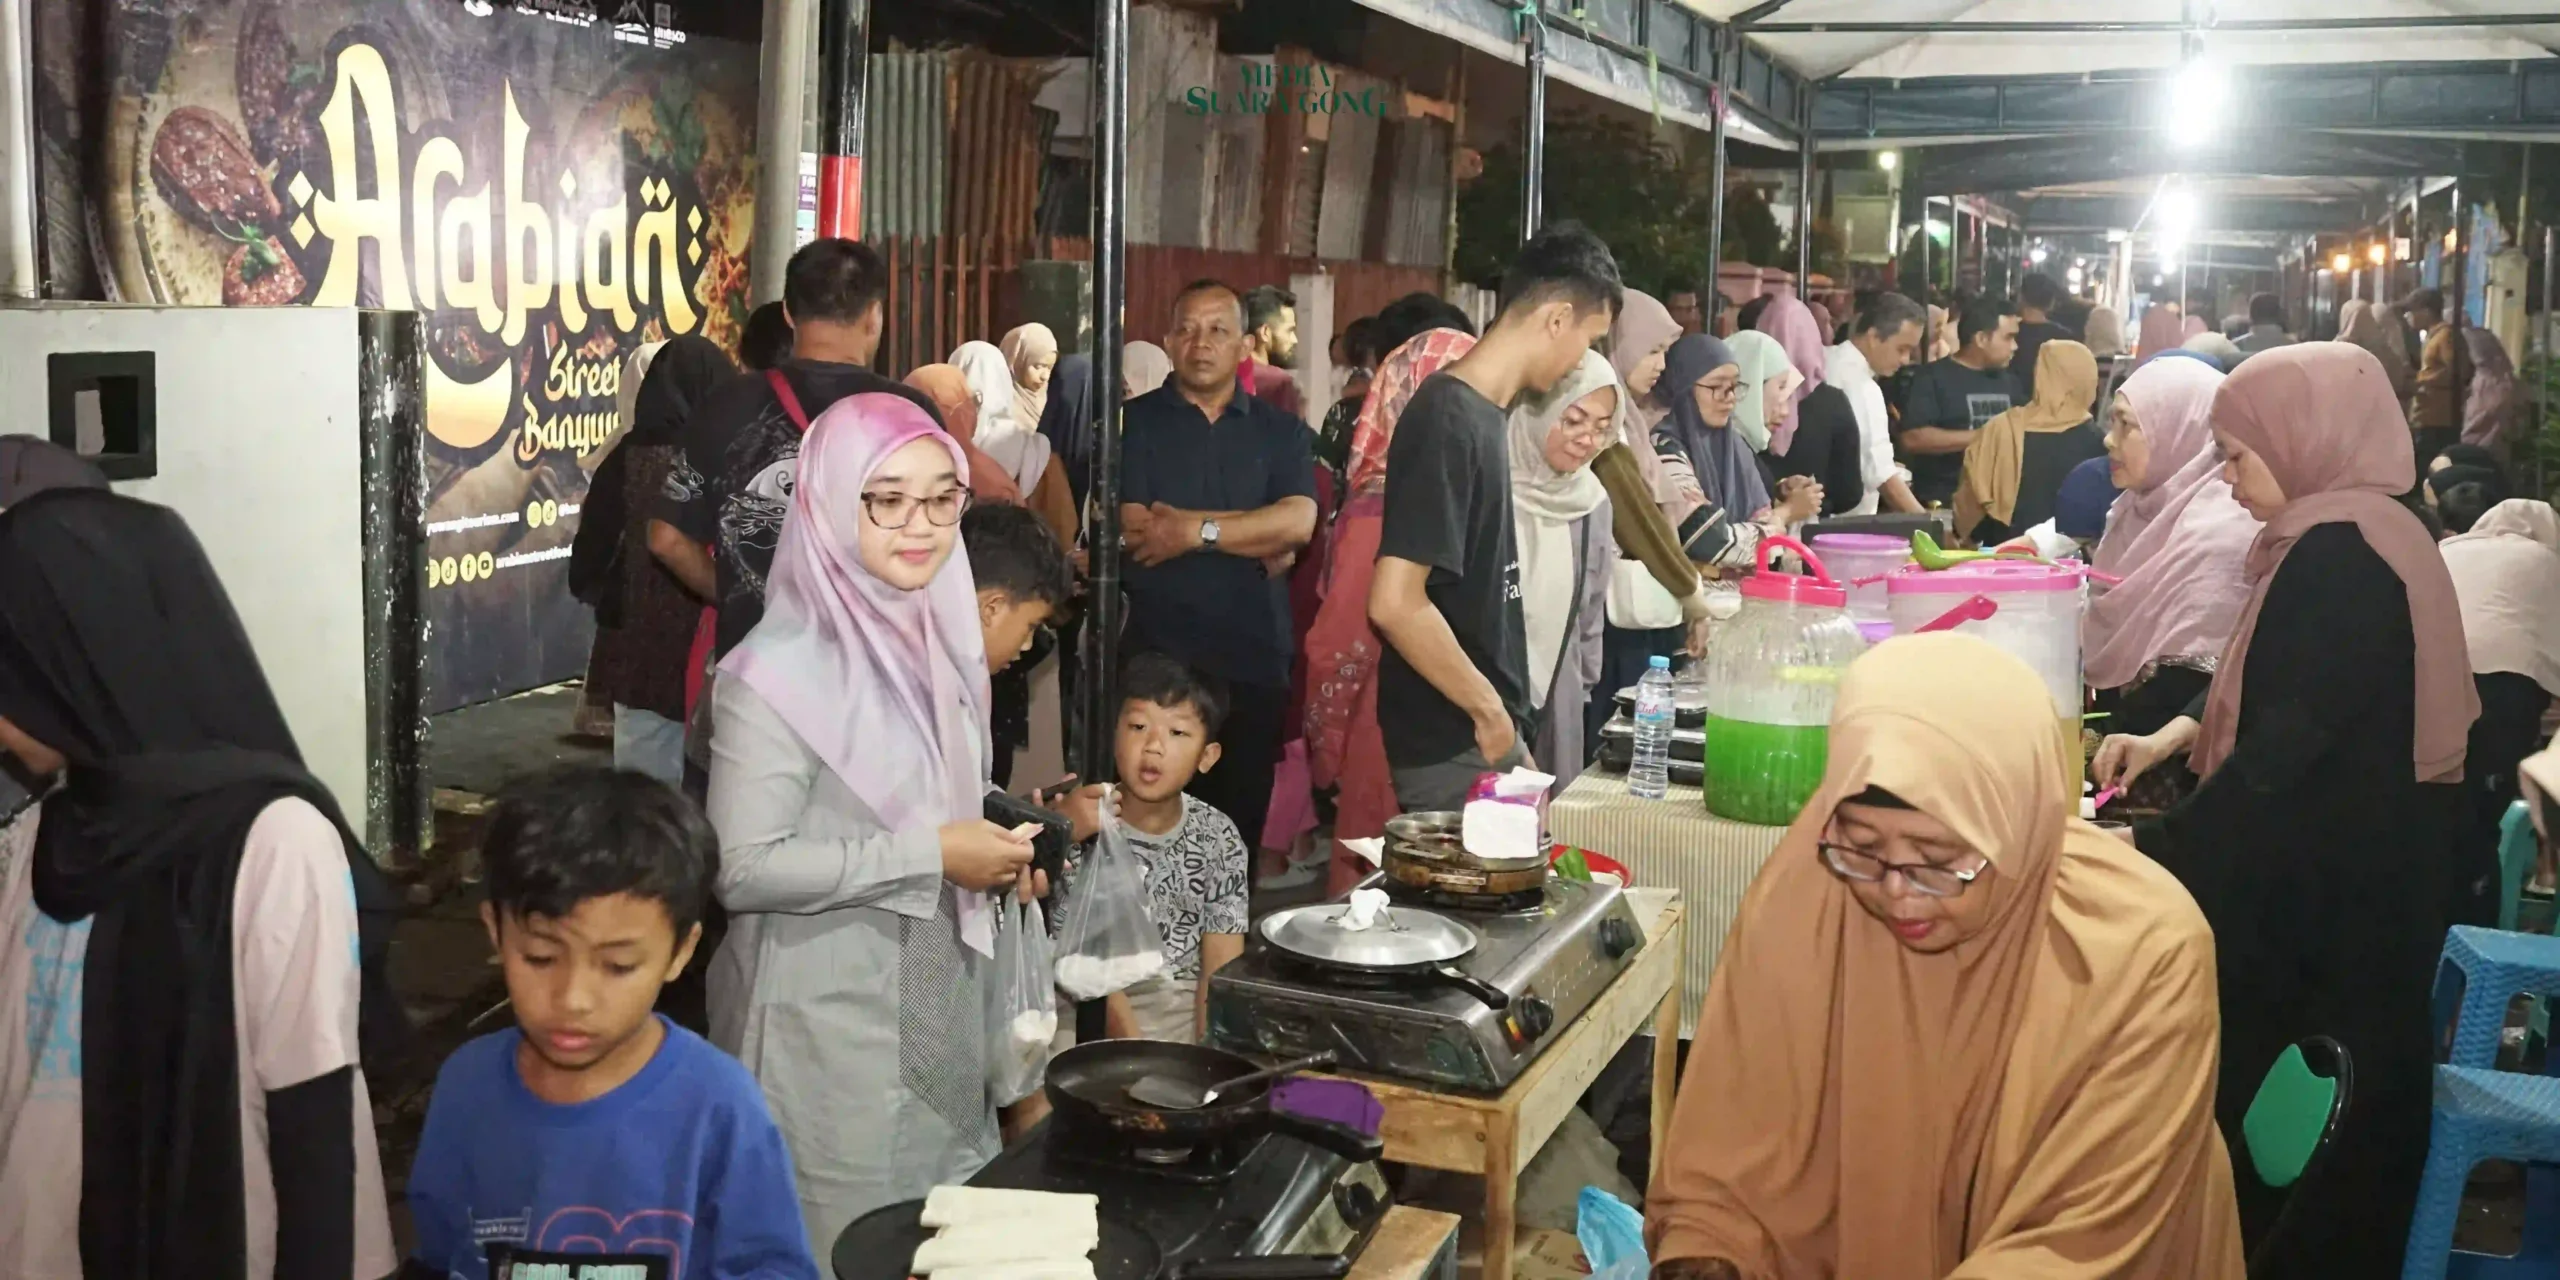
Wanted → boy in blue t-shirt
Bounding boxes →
[403,768,818,1280]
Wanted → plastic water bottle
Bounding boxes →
[1629,655,1676,800]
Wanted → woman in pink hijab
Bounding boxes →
[1756,292,1862,516]
[2083,355,2260,740]
[706,392,1047,1234]
[2091,343,2475,1274]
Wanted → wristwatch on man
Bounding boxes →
[1199,518,1222,549]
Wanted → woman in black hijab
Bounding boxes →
[0,487,402,1280]
[576,335,736,784]
[1039,353,1098,516]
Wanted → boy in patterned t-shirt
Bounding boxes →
[1066,652,1252,1043]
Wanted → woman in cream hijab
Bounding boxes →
[1508,351,1619,787]
[1648,633,2242,1280]
[998,323,1059,424]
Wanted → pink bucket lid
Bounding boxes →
[1809,533,1910,551]
[1742,534,1848,608]
[1884,560,2083,595]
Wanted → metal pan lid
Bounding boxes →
[1258,902,1478,969]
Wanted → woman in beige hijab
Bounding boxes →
[999,323,1059,425]
[1955,339,2106,544]
[1648,633,2242,1280]
[2339,298,2416,403]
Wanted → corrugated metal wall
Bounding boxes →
[864,53,948,241]
[1373,117,1450,269]
[1313,75,1383,262]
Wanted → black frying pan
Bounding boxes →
[1044,1040,1384,1166]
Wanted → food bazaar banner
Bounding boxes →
[57,0,761,712]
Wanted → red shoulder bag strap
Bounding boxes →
[766,368,813,433]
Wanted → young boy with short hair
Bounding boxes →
[961,502,1075,677]
[1061,652,1252,1042]
[402,768,818,1280]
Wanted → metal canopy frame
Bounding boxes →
[1342,0,1816,145]
[1748,13,2560,35]
[1815,59,2560,142]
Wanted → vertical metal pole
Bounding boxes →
[1073,0,1129,1048]
[1081,0,1128,786]
[2543,221,2554,498]
[2452,148,2470,433]
[753,0,816,301]
[1919,197,1933,297]
[814,0,869,239]
[0,0,37,298]
[1705,27,1735,296]
[1522,11,1546,239]
[1794,92,1816,300]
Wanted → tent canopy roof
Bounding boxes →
[1681,0,2560,82]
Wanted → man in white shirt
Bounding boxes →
[1823,293,1928,515]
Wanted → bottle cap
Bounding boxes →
[1648,655,1670,669]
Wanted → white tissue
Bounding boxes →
[1463,767,1557,863]
[1339,887,1391,931]
[1341,837,1386,868]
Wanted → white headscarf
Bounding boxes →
[1123,341,1173,400]
[2442,498,2560,698]
[1509,350,1619,708]
[949,339,1051,494]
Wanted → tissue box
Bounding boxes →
[1463,767,1558,863]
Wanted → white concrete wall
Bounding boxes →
[0,306,369,817]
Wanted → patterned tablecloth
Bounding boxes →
[1548,770,1789,1039]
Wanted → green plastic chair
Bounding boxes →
[2241,1038,2352,1277]
[2501,800,2538,933]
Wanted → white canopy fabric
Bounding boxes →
[1681,0,2560,81]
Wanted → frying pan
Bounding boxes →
[1257,904,1513,1011]
[1044,1040,1384,1167]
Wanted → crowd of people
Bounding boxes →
[1,211,2555,1280]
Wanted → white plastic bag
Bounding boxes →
[1053,786,1167,1001]
[989,897,1056,1104]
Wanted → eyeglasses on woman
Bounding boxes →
[1818,839,1987,898]
[862,487,973,530]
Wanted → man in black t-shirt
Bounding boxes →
[649,238,942,659]
[2010,272,2073,399]
[1371,223,1623,813]
[1897,294,2019,508]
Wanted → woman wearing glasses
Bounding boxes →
[1504,351,1623,790]
[1653,334,1823,550]
[1647,634,2244,1280]
[704,393,1049,1248]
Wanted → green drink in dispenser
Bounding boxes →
[1703,535,1867,825]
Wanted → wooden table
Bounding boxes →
[1335,888,1684,1280]
[1350,1206,1463,1280]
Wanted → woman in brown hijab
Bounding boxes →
[1648,633,2242,1280]
[2092,343,2476,1275]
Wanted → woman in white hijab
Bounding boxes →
[2443,498,2560,919]
[1122,341,1174,400]
[1511,350,1622,788]
[949,340,1053,498]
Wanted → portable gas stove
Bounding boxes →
[1206,876,1647,1091]
[828,1120,1390,1280]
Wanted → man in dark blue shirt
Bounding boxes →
[1119,279,1319,850]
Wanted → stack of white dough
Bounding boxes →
[910,1186,1102,1280]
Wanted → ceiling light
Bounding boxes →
[2029,246,2049,265]
[1877,150,1898,172]
[2331,253,2351,274]
[2368,243,2388,265]
[2165,57,2228,149]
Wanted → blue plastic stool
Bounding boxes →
[2498,802,2536,933]
[2402,1066,2560,1279]
[2432,927,2560,1071]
